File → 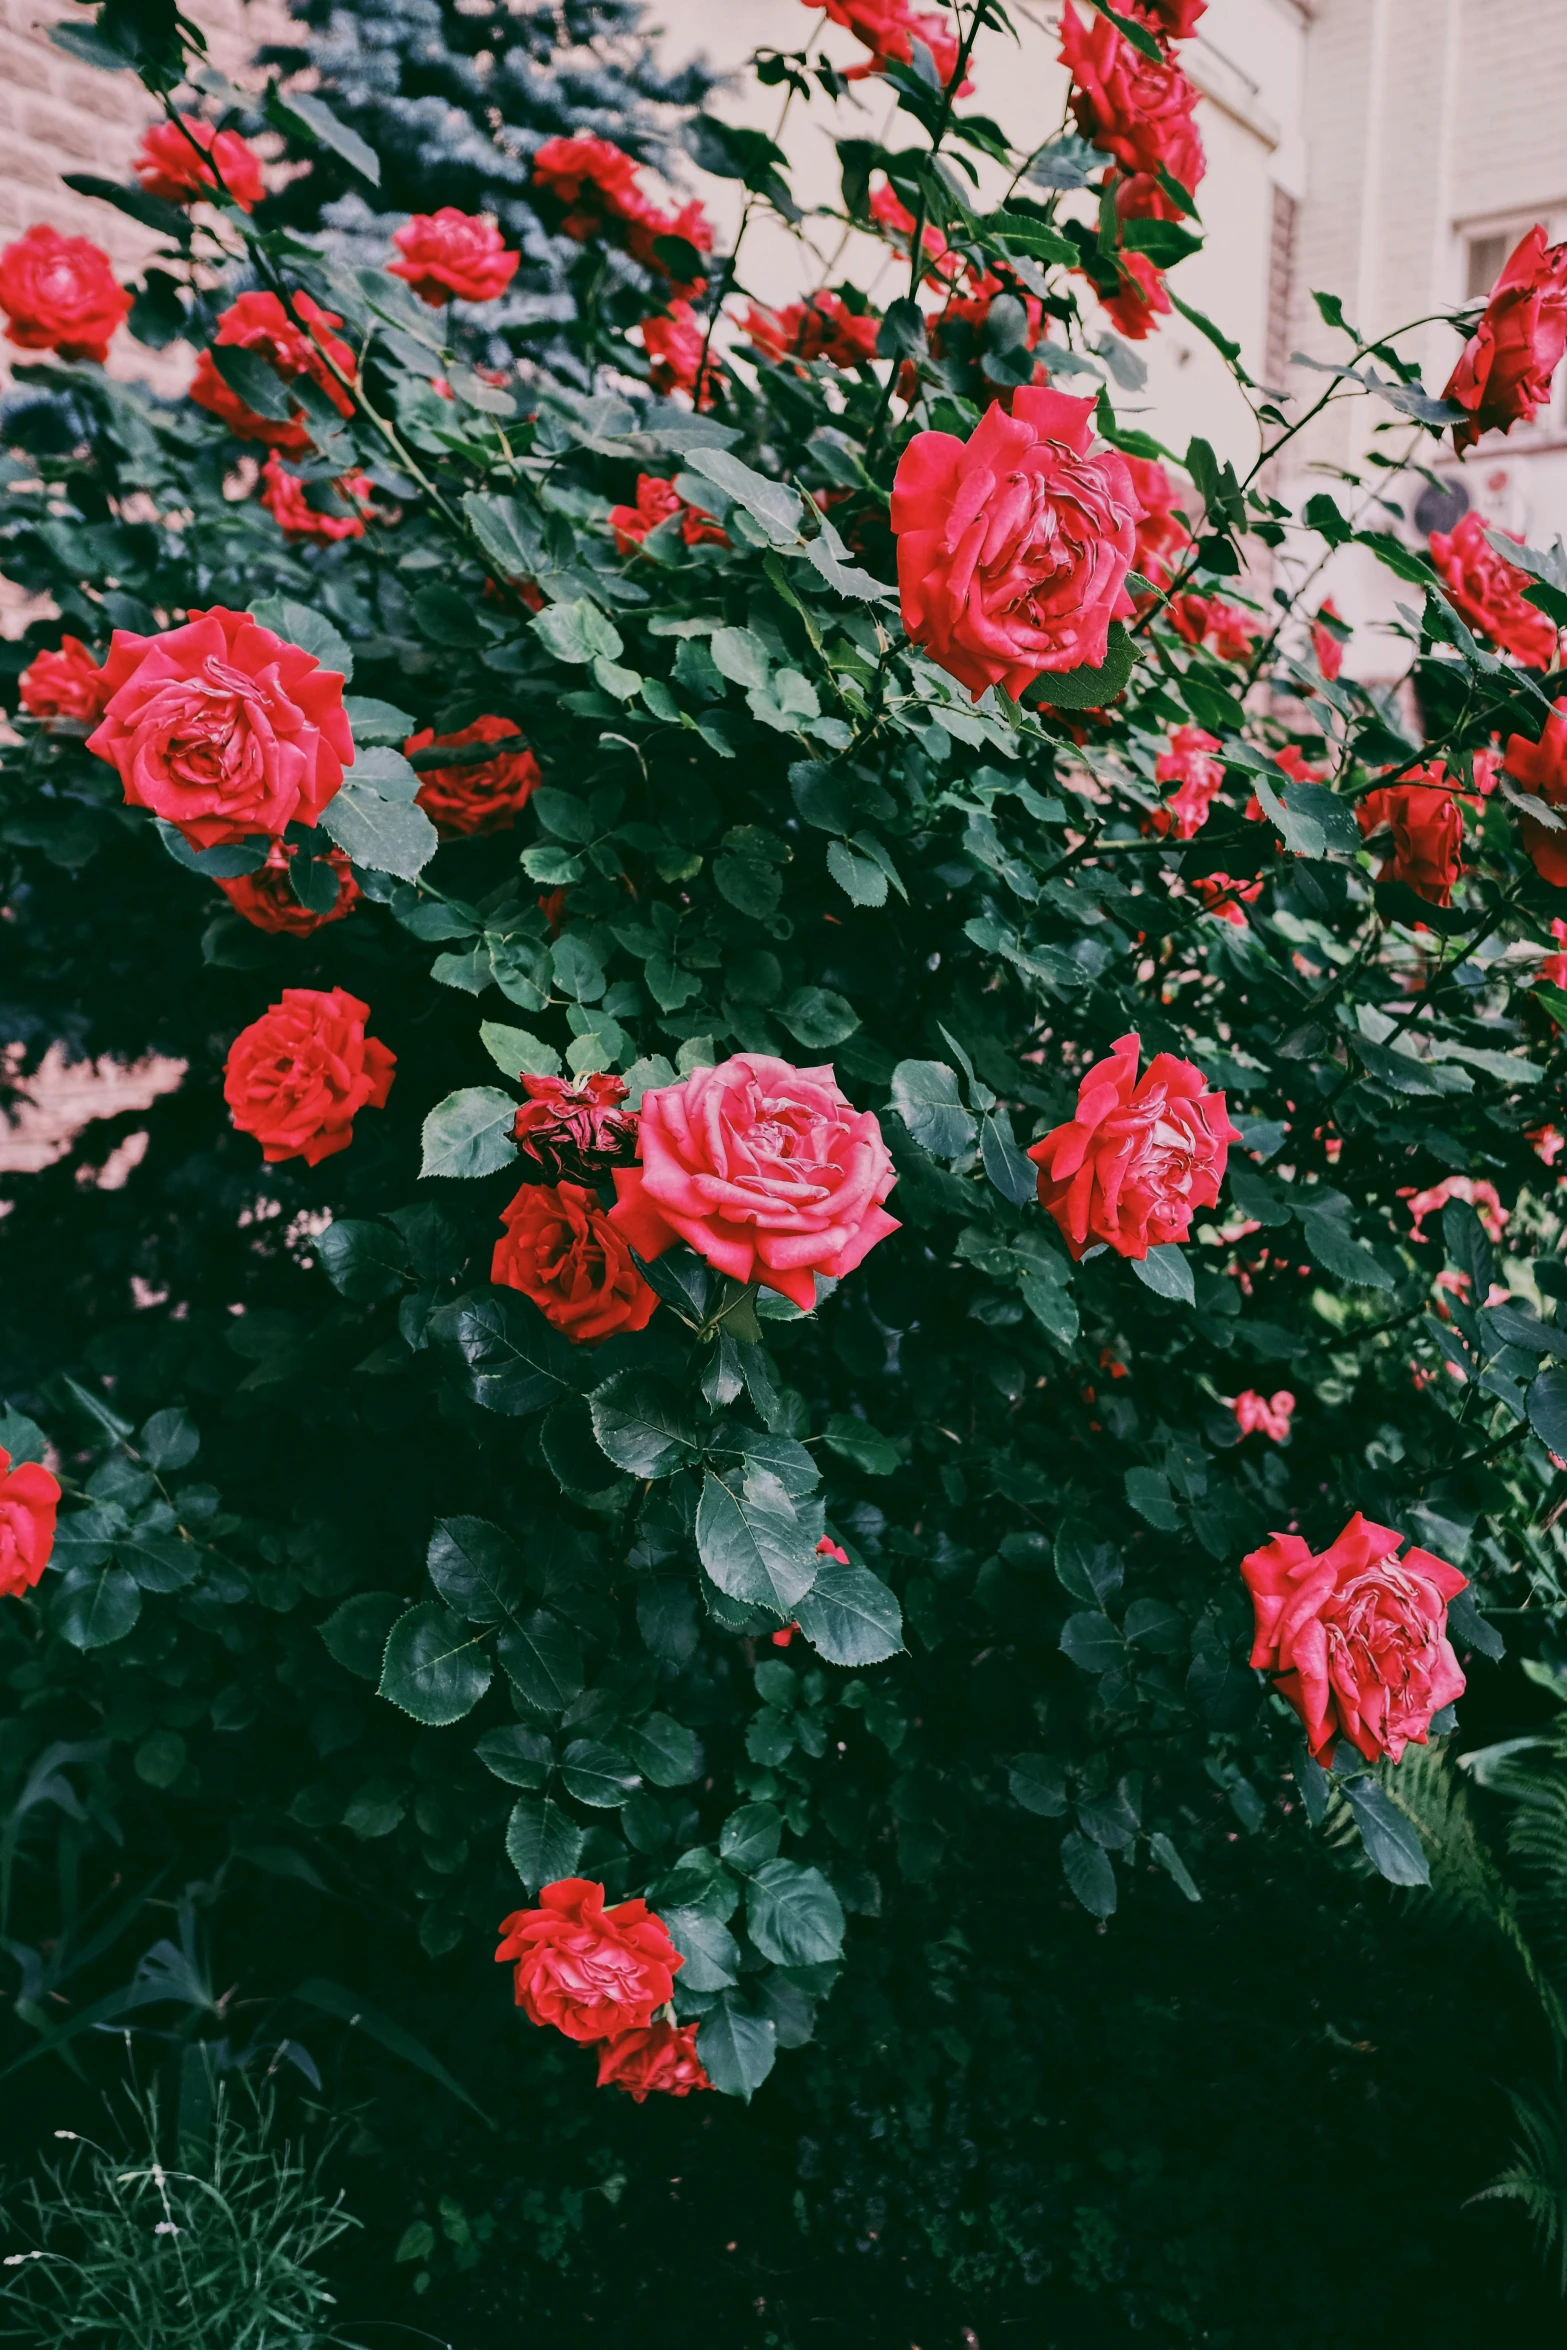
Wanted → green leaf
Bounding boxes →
[719,1801,784,1868]
[685,449,804,546]
[1008,1754,1068,1816]
[473,1725,553,1787]
[462,489,543,582]
[316,1219,410,1302]
[624,1712,704,1786]
[428,1291,579,1416]
[1227,1166,1291,1228]
[823,1415,899,1475]
[1298,1206,1396,1291]
[321,782,437,879]
[479,1022,562,1080]
[661,1905,740,1991]
[377,1602,492,1725]
[249,597,354,678]
[746,1860,845,1966]
[825,838,888,907]
[52,1564,141,1650]
[890,1059,975,1158]
[211,346,294,424]
[271,89,381,184]
[710,626,772,690]
[1342,1777,1429,1887]
[1060,1612,1125,1673]
[319,1591,405,1682]
[794,1556,904,1666]
[1055,1522,1123,1606]
[1061,1829,1117,1917]
[696,1468,818,1615]
[1149,1831,1202,1901]
[497,1609,584,1714]
[139,1406,198,1472]
[1021,624,1136,712]
[0,1408,49,1468]
[504,1795,585,1891]
[420,1088,519,1180]
[697,1996,777,2100]
[1130,1244,1195,1304]
[981,1108,1036,1207]
[1527,1367,1567,1458]
[560,1738,641,1807]
[1125,1466,1181,1529]
[532,598,624,666]
[588,1372,697,1477]
[426,1517,527,1623]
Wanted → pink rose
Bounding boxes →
[1232,1389,1294,1442]
[86,605,353,848]
[1241,1512,1468,1764]
[608,1053,898,1309]
[1150,723,1223,839]
[1027,1030,1239,1261]
[890,386,1140,701]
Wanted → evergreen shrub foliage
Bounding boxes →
[2,0,1567,2170]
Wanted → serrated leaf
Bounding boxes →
[426,1516,527,1622]
[377,1602,491,1725]
[1061,1829,1117,1917]
[560,1738,641,1807]
[661,1905,739,1991]
[52,1565,141,1650]
[696,1469,818,1616]
[1060,1612,1125,1673]
[1149,1831,1201,1900]
[746,1860,845,1966]
[474,1724,553,1787]
[1342,1777,1429,1887]
[505,1795,584,1891]
[697,1996,777,2100]
[1130,1244,1195,1304]
[274,88,380,185]
[1008,1754,1068,1816]
[794,1557,904,1666]
[428,1291,579,1416]
[319,1591,405,1682]
[420,1088,519,1180]
[479,1022,561,1080]
[589,1372,698,1477]
[321,782,437,879]
[890,1059,975,1158]
[497,1609,584,1714]
[316,1219,410,1302]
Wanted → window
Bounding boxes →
[1465,230,1509,300]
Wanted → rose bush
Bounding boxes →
[0,0,1563,2323]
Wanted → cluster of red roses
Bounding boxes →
[495,1878,710,2102]
[1059,0,1207,343]
[530,133,716,402]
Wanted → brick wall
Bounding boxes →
[0,0,290,394]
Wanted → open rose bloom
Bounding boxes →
[890,387,1140,701]
[189,291,357,456]
[1444,224,1567,453]
[0,1446,61,1602]
[18,636,108,725]
[496,1878,683,2043]
[134,115,265,210]
[491,1179,658,1343]
[215,843,359,937]
[1059,3,1205,191]
[1504,697,1567,885]
[87,606,353,849]
[595,2023,711,2102]
[0,225,130,363]
[511,1073,640,1184]
[1428,511,1557,668]
[609,1053,898,1309]
[1029,1031,1239,1260]
[404,714,539,836]
[1241,1512,1467,1764]
[389,207,519,305]
[223,987,395,1167]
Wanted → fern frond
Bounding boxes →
[1473,2088,1567,2297]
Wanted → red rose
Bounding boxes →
[1428,510,1557,667]
[402,714,540,838]
[492,1179,658,1344]
[0,226,131,364]
[1232,1388,1294,1442]
[609,1052,899,1310]
[1099,250,1171,341]
[821,0,974,91]
[1028,1030,1239,1261]
[1311,598,1346,681]
[1539,916,1567,990]
[511,1073,640,1184]
[1241,1511,1467,1765]
[259,452,368,543]
[742,291,880,370]
[215,841,359,936]
[0,1446,60,1602]
[18,636,108,724]
[1503,697,1567,884]
[134,115,265,211]
[623,197,714,296]
[223,986,394,1167]
[1127,0,1206,33]
[1060,4,1205,192]
[637,301,718,405]
[1150,723,1222,838]
[388,208,519,306]
[532,136,645,239]
[890,386,1140,701]
[595,2022,711,2102]
[1168,592,1259,661]
[189,291,357,456]
[870,179,956,279]
[1192,871,1262,926]
[1121,454,1189,588]
[608,473,727,554]
[1444,225,1567,454]
[927,269,1045,381]
[1358,773,1462,906]
[495,1878,682,2043]
[87,605,353,849]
